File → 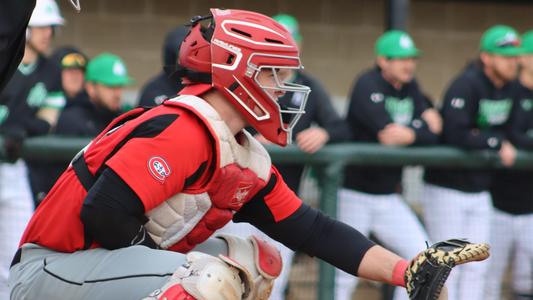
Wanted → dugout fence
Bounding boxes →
[10,136,533,300]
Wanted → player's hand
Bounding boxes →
[296,127,330,153]
[254,134,272,145]
[378,124,415,146]
[37,107,61,128]
[421,108,443,135]
[499,140,516,167]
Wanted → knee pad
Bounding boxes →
[217,234,283,300]
[144,252,246,300]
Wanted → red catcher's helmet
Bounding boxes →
[178,8,310,146]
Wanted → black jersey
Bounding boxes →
[279,71,350,143]
[0,55,63,206]
[55,92,119,137]
[425,62,514,192]
[344,66,438,194]
[137,72,183,107]
[0,55,62,136]
[490,80,533,214]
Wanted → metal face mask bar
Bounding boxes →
[254,64,310,143]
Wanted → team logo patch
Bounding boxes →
[148,156,171,183]
[231,182,254,207]
[370,93,384,103]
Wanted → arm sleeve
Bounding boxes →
[346,77,393,137]
[508,99,533,150]
[305,76,351,142]
[408,82,439,145]
[441,78,503,150]
[80,168,159,249]
[235,200,375,276]
[24,114,51,136]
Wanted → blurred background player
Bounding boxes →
[484,29,533,300]
[13,0,67,208]
[137,26,188,107]
[336,30,441,300]
[30,46,89,206]
[423,25,521,300]
[56,53,132,136]
[217,13,351,299]
[50,46,88,105]
[0,0,63,297]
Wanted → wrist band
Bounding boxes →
[392,259,409,287]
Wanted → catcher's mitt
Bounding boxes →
[405,239,490,300]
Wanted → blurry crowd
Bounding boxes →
[1,1,532,300]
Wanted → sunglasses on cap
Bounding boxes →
[61,53,87,69]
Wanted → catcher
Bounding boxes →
[9,8,488,300]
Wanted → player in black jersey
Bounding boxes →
[423,25,522,300]
[485,29,533,300]
[337,30,441,300]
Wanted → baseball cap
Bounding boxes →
[85,53,133,86]
[273,14,302,43]
[521,30,533,54]
[480,25,521,56]
[375,30,420,59]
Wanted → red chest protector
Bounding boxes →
[144,96,272,252]
[20,95,270,253]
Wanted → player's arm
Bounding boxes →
[81,111,211,250]
[234,167,407,285]
[507,98,533,150]
[346,76,393,136]
[408,82,440,145]
[441,78,503,150]
[80,167,160,249]
[0,0,36,93]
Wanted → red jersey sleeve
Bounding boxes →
[106,111,213,212]
[263,166,303,222]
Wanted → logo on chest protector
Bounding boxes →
[148,156,171,183]
[231,182,254,206]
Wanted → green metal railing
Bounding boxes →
[10,136,533,300]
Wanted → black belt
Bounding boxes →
[10,248,22,268]
[72,155,96,191]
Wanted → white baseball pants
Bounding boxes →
[0,160,33,300]
[335,188,429,300]
[422,183,491,300]
[484,209,533,300]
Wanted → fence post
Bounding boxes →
[316,160,346,300]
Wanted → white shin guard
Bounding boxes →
[144,251,246,300]
[145,234,282,300]
[216,234,282,300]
